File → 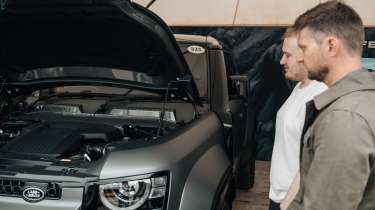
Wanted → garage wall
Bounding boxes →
[134,0,375,27]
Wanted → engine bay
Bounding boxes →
[0,115,177,163]
[0,84,201,167]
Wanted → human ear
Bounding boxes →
[326,37,339,56]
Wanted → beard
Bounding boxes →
[307,67,328,82]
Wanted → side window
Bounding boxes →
[179,44,208,97]
[228,75,249,99]
[223,52,249,99]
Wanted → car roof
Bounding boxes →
[174,34,222,50]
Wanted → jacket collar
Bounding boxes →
[314,69,375,110]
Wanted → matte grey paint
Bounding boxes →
[0,43,238,210]
[0,15,242,209]
[99,112,223,179]
[179,144,230,210]
[99,112,228,210]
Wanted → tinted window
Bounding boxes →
[179,45,208,97]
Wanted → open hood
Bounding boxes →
[0,0,201,104]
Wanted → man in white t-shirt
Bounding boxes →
[268,28,327,210]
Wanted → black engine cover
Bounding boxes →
[0,120,122,158]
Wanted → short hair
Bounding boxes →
[293,0,364,54]
[283,28,298,39]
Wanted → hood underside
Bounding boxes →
[0,0,201,103]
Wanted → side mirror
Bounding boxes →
[228,74,249,99]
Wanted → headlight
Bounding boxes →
[99,175,168,210]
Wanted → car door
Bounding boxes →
[208,49,256,189]
[228,75,256,189]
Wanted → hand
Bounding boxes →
[280,199,291,210]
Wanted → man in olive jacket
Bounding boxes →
[288,1,375,210]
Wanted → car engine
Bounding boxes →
[0,108,177,163]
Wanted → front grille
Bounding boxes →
[0,179,24,196]
[0,179,61,199]
[45,183,61,199]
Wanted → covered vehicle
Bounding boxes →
[0,0,254,209]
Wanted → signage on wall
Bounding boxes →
[364,41,375,49]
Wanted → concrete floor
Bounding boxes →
[233,161,270,210]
